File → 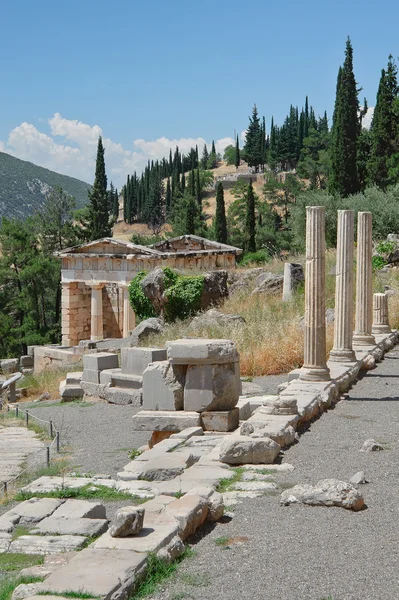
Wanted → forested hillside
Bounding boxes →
[0,152,90,219]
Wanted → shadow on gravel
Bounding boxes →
[346,396,399,402]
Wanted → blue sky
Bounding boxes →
[0,0,398,185]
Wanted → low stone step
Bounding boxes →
[60,383,84,401]
[65,372,83,385]
[103,387,142,406]
[100,369,142,389]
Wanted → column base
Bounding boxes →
[352,333,376,346]
[299,365,331,382]
[329,348,357,362]
[90,335,103,342]
[372,325,391,335]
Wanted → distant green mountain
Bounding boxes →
[0,152,91,219]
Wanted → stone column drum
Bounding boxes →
[329,210,356,362]
[352,212,376,346]
[372,293,391,334]
[300,206,331,381]
[122,285,136,338]
[90,284,104,341]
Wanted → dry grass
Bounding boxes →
[16,367,81,402]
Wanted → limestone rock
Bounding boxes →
[167,338,239,365]
[1,358,19,374]
[141,267,167,315]
[219,435,281,465]
[165,494,208,540]
[157,535,185,564]
[11,583,40,600]
[124,318,165,347]
[109,506,145,537]
[143,361,185,411]
[261,397,298,415]
[189,309,246,331]
[208,491,224,521]
[350,471,368,485]
[184,362,241,412]
[252,273,284,295]
[240,421,296,447]
[360,439,383,452]
[280,479,365,511]
[200,270,228,309]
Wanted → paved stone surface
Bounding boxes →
[37,548,147,597]
[31,516,108,536]
[8,498,64,524]
[9,534,87,554]
[147,349,399,600]
[0,426,44,482]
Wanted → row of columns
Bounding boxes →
[300,207,390,382]
[89,283,135,341]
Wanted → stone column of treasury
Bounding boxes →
[329,210,356,362]
[372,293,391,334]
[352,212,376,346]
[90,284,104,341]
[300,206,331,382]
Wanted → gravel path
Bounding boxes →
[147,351,399,600]
[27,401,150,476]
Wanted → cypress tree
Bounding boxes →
[245,180,256,252]
[181,170,186,193]
[368,55,399,188]
[166,178,172,214]
[329,38,360,197]
[304,96,309,139]
[245,105,262,172]
[214,182,227,243]
[235,134,240,169]
[195,169,201,206]
[185,196,197,234]
[113,187,119,220]
[201,144,209,169]
[87,136,111,239]
[189,167,195,196]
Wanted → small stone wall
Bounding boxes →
[62,283,91,347]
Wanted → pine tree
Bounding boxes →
[245,180,256,252]
[235,134,240,169]
[86,136,111,240]
[329,38,360,197]
[244,105,263,172]
[368,55,399,188]
[214,182,227,243]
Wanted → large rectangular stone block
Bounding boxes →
[132,410,201,432]
[121,347,167,376]
[143,361,184,411]
[81,369,100,383]
[83,352,119,371]
[184,362,241,412]
[167,339,239,365]
[201,408,239,432]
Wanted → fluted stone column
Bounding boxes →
[329,210,356,362]
[353,212,376,346]
[372,293,391,334]
[122,285,136,338]
[90,284,104,341]
[300,206,331,381]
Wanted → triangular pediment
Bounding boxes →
[57,237,162,257]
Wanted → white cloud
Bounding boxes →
[362,106,374,130]
[0,113,235,188]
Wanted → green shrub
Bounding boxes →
[129,268,205,323]
[164,276,204,322]
[238,249,270,266]
[128,271,156,321]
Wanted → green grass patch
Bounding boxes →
[11,525,31,541]
[128,448,142,460]
[0,575,44,600]
[15,484,147,503]
[0,553,44,573]
[216,467,245,493]
[133,548,195,599]
[37,591,98,599]
[25,401,93,409]
[254,468,274,475]
[214,536,229,546]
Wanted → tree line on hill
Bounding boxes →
[1,37,399,359]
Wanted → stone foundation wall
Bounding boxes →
[61,282,91,347]
[103,284,123,339]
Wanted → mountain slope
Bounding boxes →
[0,152,91,219]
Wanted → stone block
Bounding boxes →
[31,517,108,537]
[121,453,196,481]
[10,535,86,555]
[184,363,241,412]
[0,533,11,552]
[170,427,204,441]
[201,408,239,432]
[165,494,208,540]
[109,507,145,537]
[112,373,143,389]
[167,338,239,365]
[59,383,84,401]
[143,361,185,411]
[36,548,147,598]
[104,387,142,406]
[132,410,201,432]
[240,415,296,447]
[8,498,64,524]
[121,347,167,376]
[219,435,281,465]
[81,369,100,384]
[65,372,82,385]
[1,358,19,374]
[51,500,106,520]
[83,352,119,371]
[20,355,34,368]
